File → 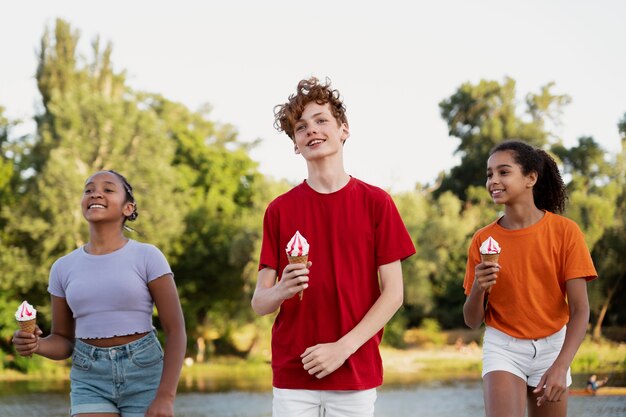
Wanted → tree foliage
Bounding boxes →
[437,78,570,200]
[1,20,625,367]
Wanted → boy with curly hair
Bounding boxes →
[252,77,415,417]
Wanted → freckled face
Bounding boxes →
[292,102,349,160]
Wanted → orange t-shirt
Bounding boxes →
[464,211,597,339]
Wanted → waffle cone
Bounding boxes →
[480,253,500,263]
[481,253,500,293]
[288,255,308,300]
[18,318,37,334]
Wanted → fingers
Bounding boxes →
[475,262,500,291]
[534,374,566,406]
[282,263,310,299]
[12,330,39,356]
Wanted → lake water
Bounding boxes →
[1,378,625,417]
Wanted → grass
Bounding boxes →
[1,332,624,386]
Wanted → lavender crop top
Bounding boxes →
[48,239,172,339]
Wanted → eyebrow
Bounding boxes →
[84,180,118,186]
[296,112,327,123]
[487,164,514,170]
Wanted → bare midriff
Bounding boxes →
[80,331,150,348]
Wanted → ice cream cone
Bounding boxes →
[481,253,500,293]
[288,255,308,300]
[18,318,37,334]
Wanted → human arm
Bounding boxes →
[251,263,311,316]
[301,260,404,379]
[534,278,590,406]
[12,295,75,360]
[463,261,500,328]
[146,273,187,417]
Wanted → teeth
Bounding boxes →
[308,140,323,146]
[89,204,106,209]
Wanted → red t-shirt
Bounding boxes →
[259,177,415,390]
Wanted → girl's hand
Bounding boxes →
[145,395,175,417]
[12,326,43,356]
[533,364,568,406]
[473,261,500,292]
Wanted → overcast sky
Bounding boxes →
[2,0,625,191]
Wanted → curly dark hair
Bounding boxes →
[274,77,348,141]
[490,140,567,213]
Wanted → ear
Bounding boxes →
[340,123,350,143]
[123,202,136,218]
[526,171,538,188]
[294,141,301,155]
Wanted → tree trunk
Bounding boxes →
[592,286,615,340]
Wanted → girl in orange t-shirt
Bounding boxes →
[463,140,597,417]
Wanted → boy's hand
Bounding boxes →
[301,340,351,379]
[12,326,43,356]
[278,262,311,300]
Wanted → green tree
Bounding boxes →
[587,116,626,338]
[395,185,498,328]
[437,78,570,200]
[2,19,185,344]
[146,94,270,359]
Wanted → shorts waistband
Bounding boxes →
[485,325,566,343]
[74,330,158,360]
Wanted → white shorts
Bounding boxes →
[272,387,376,417]
[482,325,572,388]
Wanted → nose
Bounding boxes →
[305,123,317,136]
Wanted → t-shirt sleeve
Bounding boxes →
[145,245,173,282]
[563,221,597,282]
[47,260,66,298]
[374,193,416,266]
[259,202,280,271]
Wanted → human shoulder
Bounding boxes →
[545,211,580,228]
[265,181,309,211]
[470,218,501,241]
[126,239,163,254]
[51,245,85,270]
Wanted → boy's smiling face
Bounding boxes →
[293,102,349,160]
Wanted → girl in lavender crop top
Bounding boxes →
[11,170,186,417]
[48,239,172,339]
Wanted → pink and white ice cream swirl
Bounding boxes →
[15,301,37,322]
[480,236,501,255]
[286,230,309,257]
[286,231,309,300]
[15,300,37,334]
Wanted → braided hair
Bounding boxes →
[490,140,567,213]
[106,170,139,228]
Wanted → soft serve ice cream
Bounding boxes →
[479,236,501,293]
[15,300,37,333]
[286,231,310,300]
[480,236,501,256]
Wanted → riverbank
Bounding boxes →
[1,335,623,384]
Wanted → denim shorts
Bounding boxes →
[482,325,572,388]
[70,330,164,417]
